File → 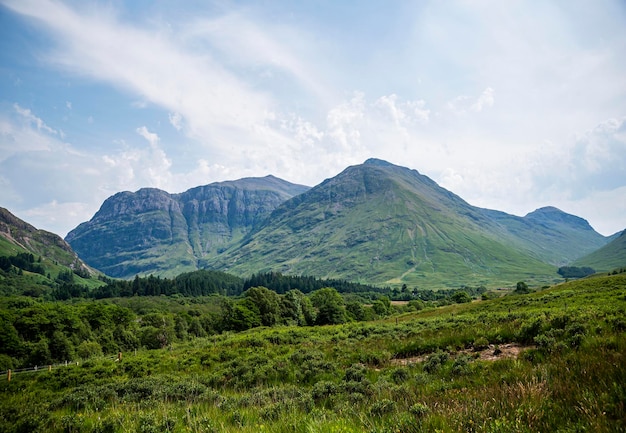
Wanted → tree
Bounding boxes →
[310,287,346,325]
[229,300,261,331]
[372,296,391,316]
[514,281,530,294]
[346,301,365,321]
[451,291,472,304]
[244,286,281,327]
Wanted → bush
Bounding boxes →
[344,363,367,382]
[76,340,103,360]
[473,336,489,351]
[390,367,410,384]
[423,351,449,374]
[409,402,430,418]
[369,399,396,417]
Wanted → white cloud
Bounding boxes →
[446,88,495,115]
[168,112,182,131]
[136,126,159,148]
[13,103,59,135]
[471,87,495,112]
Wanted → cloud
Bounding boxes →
[2,0,275,150]
[168,112,182,131]
[471,87,495,112]
[136,126,159,148]
[446,88,495,114]
[13,103,59,135]
[436,116,626,235]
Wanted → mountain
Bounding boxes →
[0,207,93,276]
[65,176,309,278]
[572,229,626,271]
[65,159,611,289]
[480,206,608,266]
[207,159,593,288]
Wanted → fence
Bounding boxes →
[1,352,123,382]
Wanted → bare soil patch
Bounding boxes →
[391,343,531,366]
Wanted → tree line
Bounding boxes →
[0,285,390,370]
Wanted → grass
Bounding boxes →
[1,274,624,432]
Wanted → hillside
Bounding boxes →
[573,229,626,271]
[0,207,94,276]
[0,207,102,296]
[65,176,309,278]
[1,273,624,432]
[208,159,560,288]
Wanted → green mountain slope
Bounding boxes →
[207,159,558,288]
[0,207,101,296]
[573,229,626,271]
[65,176,309,278]
[480,206,608,266]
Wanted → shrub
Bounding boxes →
[390,367,410,384]
[76,340,103,360]
[344,363,367,382]
[423,351,449,374]
[369,399,396,417]
[311,380,338,402]
[473,336,489,351]
[409,402,430,418]
[451,354,473,376]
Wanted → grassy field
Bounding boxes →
[1,274,624,432]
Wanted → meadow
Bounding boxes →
[1,274,624,432]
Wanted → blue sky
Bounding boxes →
[1,0,625,237]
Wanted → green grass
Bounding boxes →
[1,274,624,432]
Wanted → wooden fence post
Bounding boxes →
[7,369,11,382]
[118,352,122,362]
[48,365,52,372]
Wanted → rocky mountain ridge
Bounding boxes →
[65,176,309,278]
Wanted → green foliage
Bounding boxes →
[558,266,595,279]
[0,274,624,433]
[514,281,531,294]
[310,287,346,325]
[451,290,472,303]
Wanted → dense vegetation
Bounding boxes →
[0,281,482,371]
[1,274,624,432]
[557,266,596,279]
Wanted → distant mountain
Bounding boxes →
[65,176,309,278]
[480,206,608,266]
[207,159,587,288]
[573,229,626,271]
[0,207,93,276]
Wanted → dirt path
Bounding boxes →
[391,343,530,366]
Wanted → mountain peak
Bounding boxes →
[525,206,594,231]
[363,158,394,167]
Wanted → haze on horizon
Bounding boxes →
[0,0,625,237]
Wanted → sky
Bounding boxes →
[0,0,625,238]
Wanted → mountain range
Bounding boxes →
[63,159,620,289]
